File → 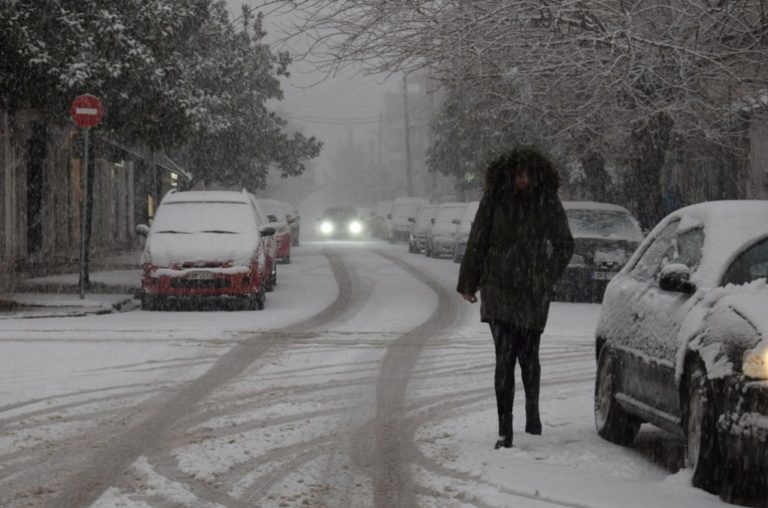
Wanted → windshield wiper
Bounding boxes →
[199,230,238,234]
[155,230,190,234]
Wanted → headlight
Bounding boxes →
[320,221,334,234]
[349,221,363,235]
[743,345,768,379]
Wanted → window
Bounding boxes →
[630,220,680,280]
[722,237,768,286]
[674,227,705,273]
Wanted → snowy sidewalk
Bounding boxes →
[0,269,141,319]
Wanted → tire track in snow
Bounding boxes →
[41,249,358,508]
[350,248,464,508]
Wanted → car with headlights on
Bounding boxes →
[425,202,467,258]
[552,202,644,302]
[452,201,479,263]
[408,204,439,254]
[136,190,275,310]
[594,200,768,505]
[317,207,365,239]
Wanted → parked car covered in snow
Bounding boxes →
[452,201,479,263]
[256,198,292,264]
[317,206,365,240]
[281,202,301,246]
[370,201,393,239]
[594,200,768,505]
[387,197,429,243]
[408,204,439,254]
[552,202,644,302]
[137,190,275,310]
[426,202,467,258]
[249,196,278,291]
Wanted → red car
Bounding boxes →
[255,198,292,264]
[137,190,275,310]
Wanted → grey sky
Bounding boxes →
[224,1,400,169]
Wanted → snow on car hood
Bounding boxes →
[677,279,768,380]
[143,232,260,267]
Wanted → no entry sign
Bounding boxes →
[70,94,104,128]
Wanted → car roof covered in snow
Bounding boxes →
[562,201,633,213]
[161,190,250,204]
[639,200,768,287]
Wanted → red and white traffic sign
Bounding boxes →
[70,94,104,128]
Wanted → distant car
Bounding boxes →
[552,202,644,302]
[368,201,391,239]
[249,197,278,291]
[452,201,479,263]
[408,204,439,254]
[387,197,429,243]
[137,190,274,310]
[281,202,301,247]
[317,206,365,240]
[594,201,768,505]
[256,198,292,264]
[426,202,467,258]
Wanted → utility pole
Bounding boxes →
[402,74,414,196]
[378,112,383,169]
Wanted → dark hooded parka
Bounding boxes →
[457,148,574,332]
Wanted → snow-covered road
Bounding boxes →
[0,242,732,507]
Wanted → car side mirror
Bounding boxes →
[259,226,276,237]
[659,263,695,294]
[452,219,461,225]
[136,224,150,236]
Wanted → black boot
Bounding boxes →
[525,401,542,435]
[495,413,513,449]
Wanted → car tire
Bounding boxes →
[684,359,721,495]
[141,295,156,311]
[594,347,641,446]
[283,255,291,265]
[408,242,414,253]
[246,287,265,311]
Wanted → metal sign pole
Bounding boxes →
[79,127,90,300]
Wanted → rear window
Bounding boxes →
[566,209,642,241]
[436,206,466,223]
[152,201,256,234]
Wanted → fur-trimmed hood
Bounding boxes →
[484,147,560,197]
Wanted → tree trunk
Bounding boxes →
[629,113,673,230]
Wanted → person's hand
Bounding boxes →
[462,292,478,303]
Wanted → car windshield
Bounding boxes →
[722,236,768,286]
[152,201,256,234]
[436,206,465,223]
[566,209,642,241]
[323,208,357,220]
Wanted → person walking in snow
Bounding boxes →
[457,147,574,449]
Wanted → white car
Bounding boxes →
[594,200,768,504]
[387,197,429,243]
[409,204,440,254]
[426,202,467,258]
[452,201,479,263]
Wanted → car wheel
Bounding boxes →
[685,360,721,495]
[141,295,156,311]
[283,255,291,265]
[265,272,274,292]
[594,347,641,446]
[408,242,414,253]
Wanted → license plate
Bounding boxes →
[187,271,213,280]
[592,271,617,281]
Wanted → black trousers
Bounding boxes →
[489,321,542,423]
